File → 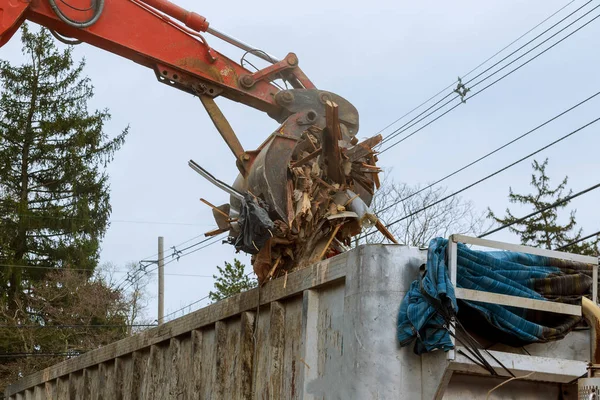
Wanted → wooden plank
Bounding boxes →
[450,345,587,383]
[141,345,163,399]
[323,101,344,184]
[345,135,382,162]
[87,367,99,400]
[455,288,582,316]
[103,361,117,400]
[24,389,32,400]
[253,307,270,397]
[188,330,203,400]
[128,351,146,400]
[223,318,240,399]
[32,386,43,400]
[291,148,322,168]
[68,372,83,400]
[159,345,170,400]
[166,338,185,399]
[44,380,55,400]
[238,312,255,400]
[113,358,124,400]
[55,378,68,400]
[5,253,349,396]
[97,364,106,400]
[175,335,191,400]
[269,301,285,400]
[98,363,107,400]
[214,321,227,400]
[199,328,216,400]
[298,290,319,400]
[281,296,303,400]
[451,234,598,265]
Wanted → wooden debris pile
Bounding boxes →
[200,101,397,285]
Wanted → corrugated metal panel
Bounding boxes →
[4,245,591,400]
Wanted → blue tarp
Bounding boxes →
[397,238,592,354]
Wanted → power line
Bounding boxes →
[556,230,600,251]
[0,324,157,329]
[0,263,213,278]
[479,183,600,238]
[463,0,594,88]
[364,115,600,240]
[113,234,222,290]
[119,235,225,292]
[380,1,596,147]
[141,233,209,263]
[127,235,221,283]
[372,0,577,138]
[378,89,600,215]
[163,294,211,321]
[163,271,254,321]
[0,352,83,358]
[2,213,212,227]
[379,6,600,153]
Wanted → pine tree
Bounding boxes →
[209,259,257,302]
[0,24,128,304]
[487,158,598,255]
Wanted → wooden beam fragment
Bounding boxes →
[204,227,229,237]
[200,198,229,218]
[291,148,322,168]
[375,219,398,244]
[318,224,342,260]
[323,101,344,184]
[345,135,382,162]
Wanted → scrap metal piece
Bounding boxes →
[189,160,244,200]
[246,133,299,222]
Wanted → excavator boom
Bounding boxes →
[0,0,315,117]
[0,0,388,282]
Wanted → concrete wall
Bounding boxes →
[4,244,590,399]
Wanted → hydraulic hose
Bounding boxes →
[47,0,105,29]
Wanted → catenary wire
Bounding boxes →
[0,263,212,278]
[556,230,600,250]
[119,235,226,292]
[362,116,600,241]
[0,324,157,329]
[479,183,600,238]
[372,0,577,138]
[379,1,596,146]
[379,6,600,152]
[378,90,600,215]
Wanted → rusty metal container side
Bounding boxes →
[4,245,592,400]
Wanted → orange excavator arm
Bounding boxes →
[0,0,387,283]
[0,0,370,247]
[0,0,315,118]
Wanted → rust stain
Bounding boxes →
[176,57,224,83]
[291,360,296,397]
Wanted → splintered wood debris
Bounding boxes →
[196,101,397,284]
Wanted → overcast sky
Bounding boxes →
[2,0,599,322]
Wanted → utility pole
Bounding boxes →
[158,236,164,325]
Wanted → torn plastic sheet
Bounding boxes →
[234,194,275,254]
